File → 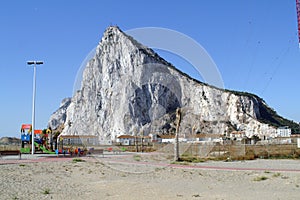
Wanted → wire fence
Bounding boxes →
[2,141,300,161]
[0,145,20,151]
[179,142,300,160]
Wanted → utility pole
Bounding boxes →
[174,108,181,161]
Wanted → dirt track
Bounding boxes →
[1,153,300,199]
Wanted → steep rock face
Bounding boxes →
[48,98,71,130]
[59,26,290,139]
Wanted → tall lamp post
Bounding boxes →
[27,61,43,154]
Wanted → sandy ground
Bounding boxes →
[1,153,300,200]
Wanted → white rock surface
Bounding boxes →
[58,26,279,139]
[48,98,71,130]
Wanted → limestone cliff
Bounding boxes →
[48,98,71,130]
[54,26,297,140]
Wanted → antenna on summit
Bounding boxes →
[296,0,300,48]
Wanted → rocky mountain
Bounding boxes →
[51,26,298,140]
[48,98,71,130]
[0,137,20,145]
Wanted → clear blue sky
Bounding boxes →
[0,0,299,138]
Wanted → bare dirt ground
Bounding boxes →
[1,153,300,200]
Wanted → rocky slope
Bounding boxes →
[50,26,297,140]
[0,137,20,145]
[48,98,71,130]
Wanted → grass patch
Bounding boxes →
[133,155,141,161]
[192,194,201,198]
[171,161,190,165]
[42,188,50,195]
[267,154,295,159]
[253,176,268,181]
[179,156,206,163]
[272,172,281,178]
[72,158,85,163]
[19,164,26,167]
[281,175,289,179]
[155,167,162,172]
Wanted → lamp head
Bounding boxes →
[27,61,35,65]
[27,61,44,65]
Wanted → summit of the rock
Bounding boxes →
[99,26,172,68]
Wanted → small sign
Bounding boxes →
[34,130,42,134]
[297,138,300,148]
[21,124,31,129]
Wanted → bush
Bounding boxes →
[133,155,141,161]
[253,176,268,181]
[72,158,85,163]
[42,188,50,195]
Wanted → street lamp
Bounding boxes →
[27,61,43,154]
